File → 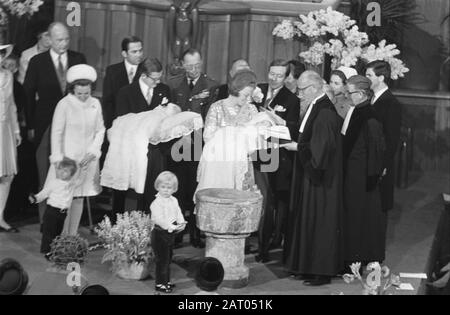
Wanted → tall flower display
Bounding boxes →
[273,7,409,80]
[0,0,43,25]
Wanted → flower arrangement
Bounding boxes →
[252,86,264,103]
[0,0,43,25]
[95,211,154,274]
[343,262,401,295]
[273,7,409,80]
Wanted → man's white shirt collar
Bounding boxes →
[139,77,153,100]
[267,86,282,102]
[372,86,389,105]
[187,76,200,86]
[124,60,138,81]
[299,93,325,133]
[341,106,355,136]
[50,49,67,69]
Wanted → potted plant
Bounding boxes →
[48,234,89,269]
[96,211,154,280]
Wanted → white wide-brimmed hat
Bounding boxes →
[337,66,358,80]
[66,64,97,83]
[0,44,13,60]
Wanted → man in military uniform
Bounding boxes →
[167,48,218,248]
[167,48,218,119]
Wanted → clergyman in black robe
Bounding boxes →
[342,75,387,266]
[282,71,344,286]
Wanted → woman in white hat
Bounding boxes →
[46,64,105,235]
[327,66,358,119]
[0,44,21,233]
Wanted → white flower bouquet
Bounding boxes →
[96,211,154,273]
[0,0,43,25]
[273,7,409,80]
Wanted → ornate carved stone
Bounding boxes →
[196,188,263,288]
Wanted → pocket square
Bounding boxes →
[274,105,286,113]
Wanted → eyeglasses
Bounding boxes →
[296,84,314,96]
[269,72,286,79]
[184,63,203,71]
[144,74,162,82]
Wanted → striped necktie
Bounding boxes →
[57,54,66,93]
[128,68,135,84]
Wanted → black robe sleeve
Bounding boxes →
[298,109,339,185]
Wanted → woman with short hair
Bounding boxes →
[327,67,357,119]
[197,70,276,193]
[0,44,21,233]
[46,64,105,235]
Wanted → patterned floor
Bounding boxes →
[1,172,448,295]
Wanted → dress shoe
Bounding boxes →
[291,274,315,281]
[167,282,176,289]
[303,276,331,287]
[0,226,19,233]
[255,253,270,263]
[155,284,173,293]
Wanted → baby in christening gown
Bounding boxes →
[196,111,278,195]
[101,103,203,194]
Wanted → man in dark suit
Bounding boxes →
[253,59,300,262]
[366,60,402,212]
[213,59,250,102]
[102,36,144,129]
[23,22,86,225]
[112,58,171,222]
[167,49,218,248]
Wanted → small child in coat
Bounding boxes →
[29,157,80,257]
[150,171,187,293]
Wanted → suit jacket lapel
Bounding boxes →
[270,86,287,110]
[299,95,328,143]
[192,75,206,96]
[149,84,165,109]
[132,82,148,112]
[67,51,74,68]
[372,89,390,110]
[45,51,63,96]
[343,102,374,162]
[180,77,191,97]
[261,84,269,104]
[119,62,130,86]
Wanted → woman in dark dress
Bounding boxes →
[342,75,386,265]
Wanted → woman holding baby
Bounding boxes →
[196,69,282,195]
